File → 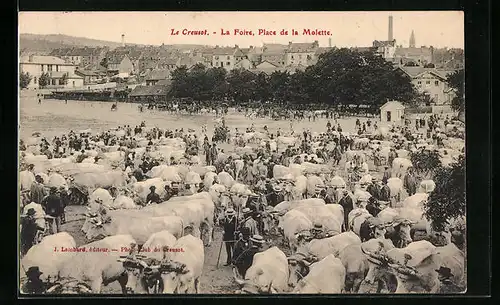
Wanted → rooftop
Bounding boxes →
[20,55,69,65]
[380,101,405,109]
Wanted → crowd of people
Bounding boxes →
[19,105,465,294]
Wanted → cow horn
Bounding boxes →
[267,281,273,294]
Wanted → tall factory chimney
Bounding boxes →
[121,34,125,47]
[329,37,332,48]
[388,15,393,41]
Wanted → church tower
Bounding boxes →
[409,30,415,48]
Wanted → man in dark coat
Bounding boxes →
[232,227,251,275]
[21,266,47,294]
[366,178,381,200]
[236,235,265,278]
[267,185,284,207]
[20,208,39,255]
[222,208,237,266]
[379,179,392,202]
[59,186,69,224]
[41,187,64,233]
[382,166,391,184]
[338,190,354,231]
[436,267,464,293]
[30,175,47,204]
[403,168,417,196]
[146,186,162,204]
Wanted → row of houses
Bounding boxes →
[19,47,459,106]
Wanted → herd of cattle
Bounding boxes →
[19,121,466,294]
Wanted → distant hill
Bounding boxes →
[19,33,144,53]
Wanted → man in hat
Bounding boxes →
[310,223,327,240]
[339,190,354,231]
[41,187,64,233]
[237,235,266,278]
[146,185,161,205]
[379,179,391,203]
[240,208,259,236]
[366,177,381,200]
[403,167,417,196]
[382,166,391,184]
[436,266,463,293]
[222,208,237,266]
[210,143,218,167]
[20,208,40,255]
[30,174,47,204]
[21,266,47,294]
[267,184,284,207]
[388,148,397,168]
[232,227,251,272]
[59,186,69,224]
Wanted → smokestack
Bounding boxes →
[121,34,125,47]
[329,38,332,48]
[388,15,393,41]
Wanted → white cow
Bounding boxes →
[237,247,289,294]
[21,232,76,281]
[160,235,205,293]
[293,254,346,293]
[280,210,313,252]
[58,235,136,293]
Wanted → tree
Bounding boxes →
[38,72,50,88]
[305,48,417,109]
[410,149,442,179]
[20,72,32,89]
[447,69,465,112]
[169,66,190,98]
[424,155,465,231]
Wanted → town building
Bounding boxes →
[380,100,405,124]
[397,66,457,105]
[107,54,134,75]
[372,40,396,61]
[145,68,173,86]
[19,55,83,89]
[211,46,246,71]
[49,47,107,68]
[284,41,319,67]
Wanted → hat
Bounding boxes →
[26,266,43,277]
[250,235,265,244]
[26,208,36,216]
[225,208,235,216]
[49,186,58,193]
[312,223,323,231]
[242,208,252,215]
[435,266,453,278]
[372,177,378,182]
[273,185,282,192]
[250,193,260,199]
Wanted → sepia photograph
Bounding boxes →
[18,11,466,295]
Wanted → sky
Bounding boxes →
[18,11,464,49]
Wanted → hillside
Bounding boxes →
[19,33,144,53]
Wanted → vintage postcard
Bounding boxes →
[18,11,465,294]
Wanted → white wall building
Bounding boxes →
[380,101,405,124]
[19,55,79,89]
